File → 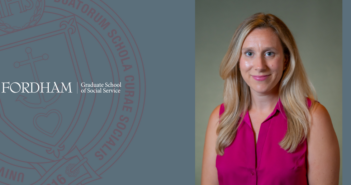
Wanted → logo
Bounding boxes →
[0,0,146,184]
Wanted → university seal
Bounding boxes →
[0,0,146,184]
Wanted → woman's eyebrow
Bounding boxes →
[262,47,277,51]
[242,47,278,51]
[241,47,254,51]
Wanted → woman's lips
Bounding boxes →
[252,75,270,81]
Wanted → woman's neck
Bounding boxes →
[249,89,279,114]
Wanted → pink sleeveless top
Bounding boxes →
[216,99,310,185]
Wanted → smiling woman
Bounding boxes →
[239,28,286,96]
[201,13,340,185]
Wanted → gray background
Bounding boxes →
[343,0,351,184]
[195,0,342,184]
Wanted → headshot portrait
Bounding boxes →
[195,0,342,185]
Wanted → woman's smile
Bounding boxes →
[251,75,270,81]
[239,27,285,95]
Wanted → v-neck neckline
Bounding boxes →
[242,98,283,168]
[243,98,283,130]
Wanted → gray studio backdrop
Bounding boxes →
[195,0,342,184]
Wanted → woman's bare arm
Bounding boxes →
[307,103,340,185]
[201,105,221,185]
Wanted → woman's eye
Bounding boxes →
[265,52,274,56]
[245,52,253,57]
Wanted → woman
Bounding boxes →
[201,13,340,185]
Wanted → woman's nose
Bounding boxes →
[254,55,267,71]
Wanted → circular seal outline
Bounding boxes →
[92,0,146,175]
[45,2,146,175]
[0,1,146,184]
[48,1,147,177]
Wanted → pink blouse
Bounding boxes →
[216,99,310,185]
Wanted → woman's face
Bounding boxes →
[239,27,286,95]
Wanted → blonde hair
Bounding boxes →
[217,13,316,155]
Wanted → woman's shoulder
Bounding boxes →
[208,104,222,125]
[309,101,331,126]
[306,97,318,108]
[307,101,340,184]
[305,97,323,114]
[205,104,222,133]
[308,100,338,153]
[202,105,222,185]
[305,98,330,126]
